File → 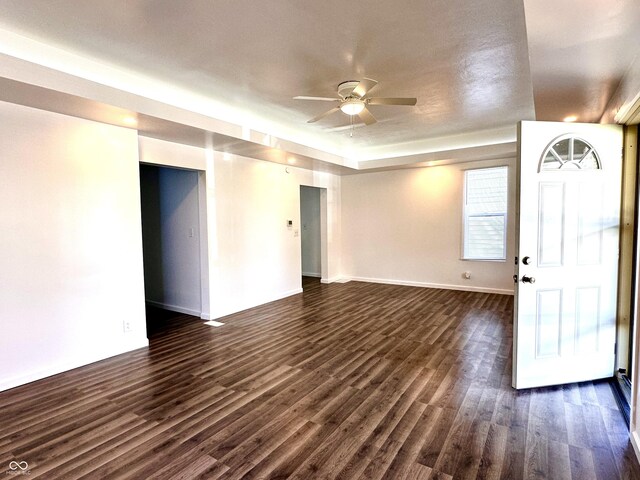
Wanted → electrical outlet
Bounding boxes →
[123,320,132,333]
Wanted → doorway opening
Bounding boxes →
[139,164,208,336]
[300,185,328,290]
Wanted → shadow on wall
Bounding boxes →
[140,164,165,303]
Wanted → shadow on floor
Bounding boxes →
[145,304,200,338]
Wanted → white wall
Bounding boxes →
[138,136,342,320]
[341,159,516,294]
[140,165,201,316]
[300,186,322,277]
[0,101,148,392]
[207,153,342,318]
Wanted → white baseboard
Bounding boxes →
[146,300,201,317]
[0,337,149,393]
[268,287,304,302]
[302,271,321,278]
[210,288,303,320]
[343,276,514,295]
[320,276,348,284]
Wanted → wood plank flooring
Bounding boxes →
[1,277,639,479]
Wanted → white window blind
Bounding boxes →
[463,166,508,260]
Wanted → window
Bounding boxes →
[539,135,601,171]
[463,166,508,260]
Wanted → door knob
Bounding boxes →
[522,256,532,265]
[521,275,536,284]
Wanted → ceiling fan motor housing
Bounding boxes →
[337,80,360,99]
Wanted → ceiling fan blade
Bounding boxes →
[367,97,417,106]
[358,107,377,125]
[294,96,340,102]
[351,78,378,98]
[307,106,341,123]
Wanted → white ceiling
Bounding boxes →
[0,0,637,164]
[524,0,640,124]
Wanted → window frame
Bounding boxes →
[461,165,508,262]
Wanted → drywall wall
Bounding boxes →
[139,135,207,170]
[0,101,148,392]
[300,186,322,277]
[138,136,342,320]
[206,152,342,318]
[140,165,201,316]
[341,158,516,294]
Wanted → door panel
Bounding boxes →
[577,183,603,265]
[535,289,562,358]
[538,182,564,267]
[513,121,622,389]
[575,286,599,353]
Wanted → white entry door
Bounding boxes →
[513,121,623,389]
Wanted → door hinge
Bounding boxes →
[614,342,617,355]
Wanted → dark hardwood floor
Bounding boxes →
[1,277,639,479]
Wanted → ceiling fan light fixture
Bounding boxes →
[340,99,365,116]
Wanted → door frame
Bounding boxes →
[625,125,640,455]
[299,184,329,283]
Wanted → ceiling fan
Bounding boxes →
[294,78,417,126]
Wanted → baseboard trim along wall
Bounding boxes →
[145,300,201,317]
[0,338,149,392]
[302,272,321,278]
[211,287,304,320]
[343,276,514,295]
[321,276,349,284]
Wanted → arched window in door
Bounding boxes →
[539,135,601,171]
